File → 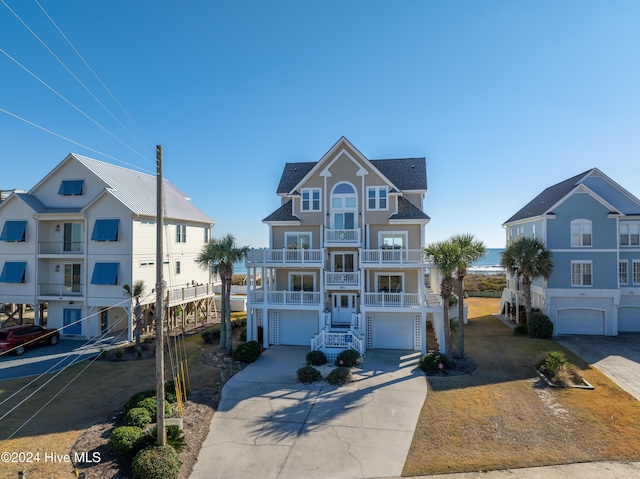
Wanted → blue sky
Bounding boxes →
[2,1,639,248]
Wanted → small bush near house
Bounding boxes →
[132,445,182,479]
[233,340,262,363]
[136,397,174,420]
[108,426,144,453]
[147,425,186,452]
[166,380,189,400]
[125,389,156,412]
[326,367,352,386]
[539,350,585,387]
[239,326,247,342]
[297,365,323,384]
[528,310,554,339]
[514,324,528,336]
[306,350,328,366]
[540,351,568,376]
[418,352,453,373]
[335,349,362,367]
[201,324,221,344]
[449,318,458,333]
[125,407,152,428]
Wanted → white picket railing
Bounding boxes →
[362,292,422,308]
[325,272,360,287]
[360,249,426,266]
[248,290,321,306]
[246,248,324,266]
[309,329,365,358]
[324,228,361,244]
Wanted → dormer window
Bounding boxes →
[571,219,592,247]
[58,180,84,196]
[301,188,321,212]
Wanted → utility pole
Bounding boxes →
[155,145,166,446]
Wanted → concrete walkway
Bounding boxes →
[190,346,427,479]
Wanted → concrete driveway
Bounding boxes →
[190,346,427,479]
[556,333,640,401]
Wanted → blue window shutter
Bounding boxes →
[0,221,27,242]
[58,180,84,195]
[91,263,119,285]
[0,262,27,283]
[91,219,119,241]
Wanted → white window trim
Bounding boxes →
[619,260,628,286]
[301,188,321,212]
[176,224,187,243]
[176,260,181,275]
[378,231,408,250]
[620,222,640,247]
[571,260,592,287]
[633,260,640,285]
[374,272,404,292]
[367,186,388,211]
[284,231,312,249]
[288,271,315,291]
[571,219,592,247]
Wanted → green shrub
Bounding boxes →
[335,349,361,367]
[540,351,568,376]
[232,340,261,363]
[239,326,247,342]
[125,389,156,412]
[326,367,352,386]
[514,324,528,336]
[147,425,186,452]
[306,350,328,366]
[201,324,221,344]
[449,317,458,333]
[125,407,152,428]
[136,397,174,421]
[418,352,453,373]
[528,310,554,339]
[132,445,182,479]
[296,365,323,384]
[109,426,143,453]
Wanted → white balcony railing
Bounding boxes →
[360,249,425,266]
[38,242,84,255]
[325,272,360,287]
[310,329,365,358]
[249,290,321,306]
[166,282,217,305]
[246,248,324,266]
[324,228,361,244]
[362,292,422,308]
[39,283,84,297]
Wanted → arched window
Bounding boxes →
[571,219,592,247]
[330,182,357,230]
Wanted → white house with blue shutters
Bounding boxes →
[0,153,215,341]
[501,168,640,335]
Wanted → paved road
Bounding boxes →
[190,347,427,479]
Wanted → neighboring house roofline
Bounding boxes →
[544,183,621,218]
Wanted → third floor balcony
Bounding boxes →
[360,249,427,267]
[246,248,324,267]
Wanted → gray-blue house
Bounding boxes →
[500,168,640,335]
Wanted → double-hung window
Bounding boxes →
[620,223,640,246]
[176,224,187,243]
[571,261,592,287]
[367,187,388,210]
[571,219,592,247]
[204,226,210,243]
[619,261,629,285]
[301,188,321,212]
[634,261,640,285]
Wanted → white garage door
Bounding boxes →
[556,309,605,335]
[372,315,414,350]
[278,311,318,346]
[618,307,640,332]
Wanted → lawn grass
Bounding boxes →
[403,298,640,476]
[0,323,224,479]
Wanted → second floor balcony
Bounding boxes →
[39,282,85,298]
[249,290,322,306]
[324,228,361,246]
[325,271,360,288]
[246,248,324,267]
[360,249,426,267]
[39,241,84,255]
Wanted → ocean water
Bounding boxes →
[234,248,505,273]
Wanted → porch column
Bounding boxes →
[421,311,427,355]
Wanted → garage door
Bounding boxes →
[618,307,640,332]
[372,315,414,350]
[278,311,318,346]
[556,309,605,335]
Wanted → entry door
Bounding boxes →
[63,308,82,335]
[332,293,356,326]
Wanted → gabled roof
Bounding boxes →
[29,154,214,224]
[504,170,593,224]
[275,137,427,195]
[389,196,430,221]
[262,200,300,223]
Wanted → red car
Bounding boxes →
[0,324,60,356]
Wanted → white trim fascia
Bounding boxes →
[551,248,618,254]
[32,212,85,221]
[263,221,302,226]
[502,215,555,228]
[619,248,640,253]
[389,219,430,225]
[580,168,640,210]
[545,288,621,300]
[547,184,620,216]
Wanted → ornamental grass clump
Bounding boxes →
[540,351,584,387]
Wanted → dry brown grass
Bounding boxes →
[403,298,640,476]
[0,326,222,479]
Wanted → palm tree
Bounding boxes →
[123,280,146,352]
[500,236,553,324]
[424,239,459,360]
[451,234,486,358]
[196,234,249,354]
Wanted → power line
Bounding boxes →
[33,0,155,153]
[0,107,155,174]
[0,47,151,164]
